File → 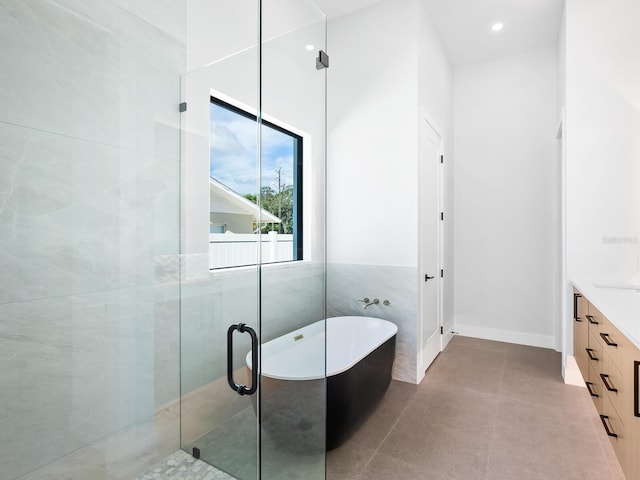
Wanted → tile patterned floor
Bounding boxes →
[327,335,626,480]
[138,336,625,480]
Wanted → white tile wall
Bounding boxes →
[180,261,326,394]
[0,1,185,478]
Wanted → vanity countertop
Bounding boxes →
[572,278,640,349]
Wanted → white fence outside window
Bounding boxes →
[209,232,294,269]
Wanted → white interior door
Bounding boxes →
[418,119,442,378]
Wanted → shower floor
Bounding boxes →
[133,449,233,480]
[185,406,325,480]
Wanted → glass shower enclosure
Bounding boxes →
[179,1,327,479]
[0,0,326,479]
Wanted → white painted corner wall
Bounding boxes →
[453,47,560,350]
[564,0,640,282]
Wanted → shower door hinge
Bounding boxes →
[316,50,329,70]
[179,102,188,112]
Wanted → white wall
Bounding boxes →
[565,0,640,282]
[327,0,454,382]
[453,48,559,348]
[328,0,419,268]
[328,0,453,269]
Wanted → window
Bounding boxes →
[209,97,303,269]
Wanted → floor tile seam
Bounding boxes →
[447,343,511,357]
[452,344,511,355]
[494,390,599,419]
[422,379,503,401]
[359,389,421,476]
[496,345,508,390]
[353,452,416,480]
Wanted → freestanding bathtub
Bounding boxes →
[246,316,397,450]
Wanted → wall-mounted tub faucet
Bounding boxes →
[359,298,379,309]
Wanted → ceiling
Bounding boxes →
[314,0,564,68]
[313,0,383,21]
[424,0,564,67]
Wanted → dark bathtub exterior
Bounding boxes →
[326,335,396,450]
[253,333,396,452]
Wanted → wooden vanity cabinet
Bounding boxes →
[573,287,640,480]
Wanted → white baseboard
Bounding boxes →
[453,323,556,349]
[442,326,455,349]
[563,355,586,387]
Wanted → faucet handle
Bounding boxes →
[358,298,370,303]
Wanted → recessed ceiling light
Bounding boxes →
[305,44,315,51]
[492,22,504,32]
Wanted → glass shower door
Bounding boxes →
[258,1,327,478]
[179,1,260,478]
[179,1,326,479]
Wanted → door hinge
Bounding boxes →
[179,102,187,112]
[440,269,444,278]
[440,326,444,335]
[316,50,329,70]
[440,155,444,164]
[440,212,444,221]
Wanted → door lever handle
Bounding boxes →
[425,275,435,282]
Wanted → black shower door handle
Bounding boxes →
[227,323,258,396]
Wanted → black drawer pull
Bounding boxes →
[586,348,599,361]
[600,415,618,438]
[599,332,618,347]
[600,373,618,393]
[573,293,582,321]
[635,361,640,418]
[585,382,599,397]
[586,315,599,325]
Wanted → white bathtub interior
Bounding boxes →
[247,316,398,380]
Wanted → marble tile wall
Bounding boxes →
[180,261,326,394]
[178,261,326,464]
[327,263,418,383]
[0,1,185,479]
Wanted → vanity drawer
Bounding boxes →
[585,303,604,333]
[586,361,603,413]
[600,351,630,420]
[587,329,604,370]
[601,395,627,472]
[601,316,635,378]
